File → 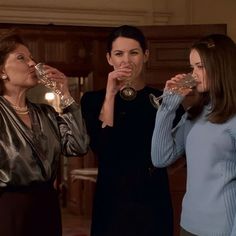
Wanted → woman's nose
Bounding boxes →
[191,68,197,76]
[123,53,132,63]
[28,58,36,67]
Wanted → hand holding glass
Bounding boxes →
[149,74,197,108]
[119,63,137,101]
[35,63,62,97]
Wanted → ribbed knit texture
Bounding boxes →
[151,92,236,236]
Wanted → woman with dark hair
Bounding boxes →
[81,25,183,236]
[0,30,89,236]
[152,34,236,236]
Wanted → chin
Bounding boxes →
[29,81,38,88]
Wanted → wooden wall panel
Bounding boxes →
[0,23,227,236]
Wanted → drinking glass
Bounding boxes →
[149,73,197,108]
[35,62,62,97]
[119,63,137,101]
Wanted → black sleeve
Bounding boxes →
[80,91,114,154]
[81,91,100,152]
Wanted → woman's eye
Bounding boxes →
[17,55,25,61]
[190,64,204,71]
[131,51,138,55]
[114,52,122,56]
[197,65,204,69]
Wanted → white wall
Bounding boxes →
[0,0,235,40]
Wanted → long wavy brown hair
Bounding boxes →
[187,34,236,123]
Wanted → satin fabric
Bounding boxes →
[0,96,89,187]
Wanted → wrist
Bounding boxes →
[60,95,75,109]
[105,92,116,101]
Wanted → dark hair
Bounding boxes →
[0,29,26,95]
[188,34,236,123]
[106,25,147,54]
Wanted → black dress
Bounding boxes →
[81,87,182,236]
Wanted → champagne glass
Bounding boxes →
[35,62,62,97]
[119,63,137,101]
[149,73,197,109]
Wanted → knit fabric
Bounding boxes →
[151,92,236,236]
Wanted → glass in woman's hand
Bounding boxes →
[35,62,62,97]
[119,63,137,101]
[149,73,197,109]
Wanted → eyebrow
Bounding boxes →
[113,48,140,52]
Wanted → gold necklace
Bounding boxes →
[11,105,29,115]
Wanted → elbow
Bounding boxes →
[151,150,165,168]
[79,145,89,156]
[63,136,90,157]
[151,149,170,168]
[63,146,88,157]
[78,137,90,156]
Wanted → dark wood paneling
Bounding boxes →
[141,24,227,89]
[0,23,227,236]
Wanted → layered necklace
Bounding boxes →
[2,96,29,115]
[11,104,29,115]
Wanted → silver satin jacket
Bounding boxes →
[0,96,89,187]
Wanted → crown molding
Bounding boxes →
[0,6,171,26]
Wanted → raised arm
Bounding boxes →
[59,102,89,156]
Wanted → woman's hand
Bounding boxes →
[99,64,132,127]
[165,74,195,97]
[106,65,133,98]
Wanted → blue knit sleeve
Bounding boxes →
[229,123,236,236]
[151,92,186,167]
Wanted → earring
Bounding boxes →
[1,74,7,80]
